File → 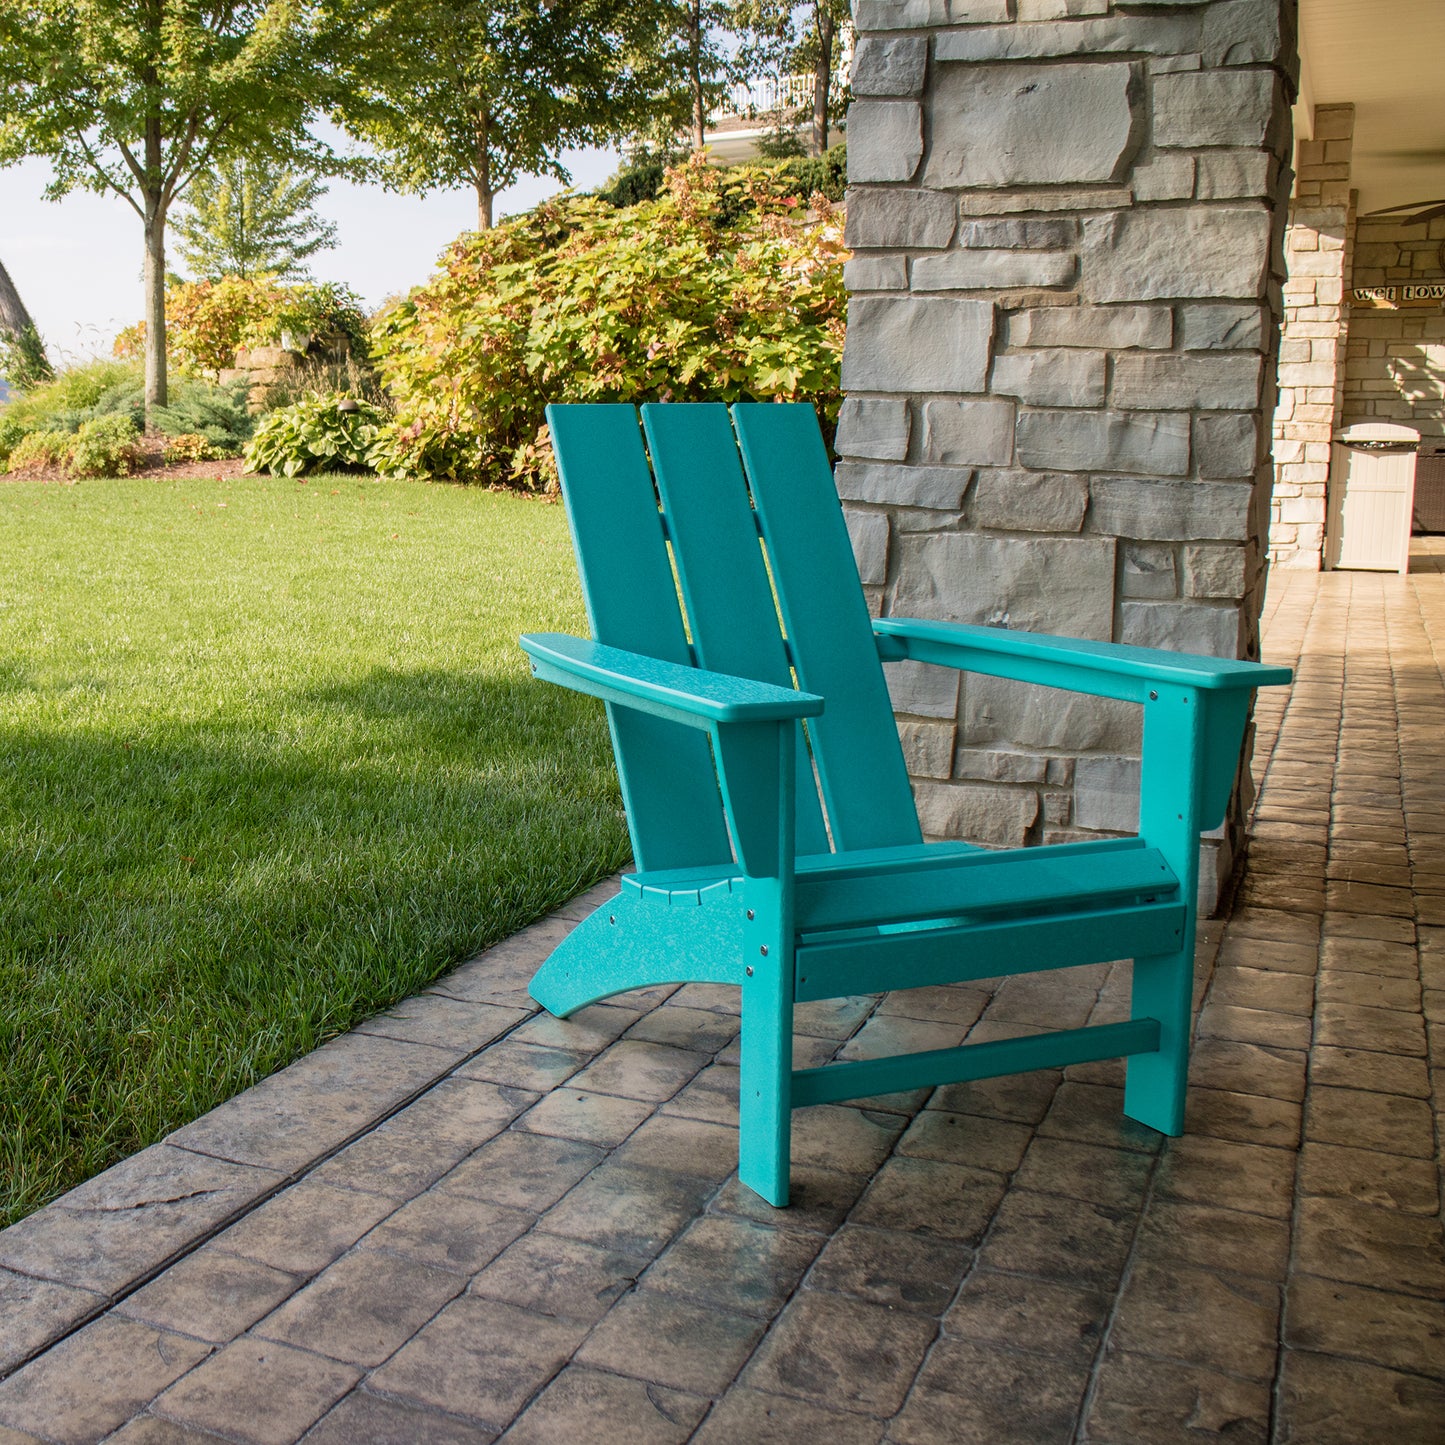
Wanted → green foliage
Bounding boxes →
[331,0,677,228]
[174,154,339,282]
[370,155,846,489]
[5,359,252,454]
[0,323,54,390]
[0,415,24,466]
[774,143,847,203]
[243,395,386,478]
[5,429,70,472]
[595,159,670,209]
[68,414,142,478]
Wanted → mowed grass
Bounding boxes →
[0,473,630,1227]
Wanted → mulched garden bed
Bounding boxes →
[3,441,248,484]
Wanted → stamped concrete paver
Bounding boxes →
[1,553,1443,1442]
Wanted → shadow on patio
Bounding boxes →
[0,546,1440,1444]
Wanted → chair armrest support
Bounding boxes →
[521,633,824,731]
[874,617,1292,703]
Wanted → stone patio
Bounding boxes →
[0,548,1441,1445]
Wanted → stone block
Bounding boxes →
[845,188,956,250]
[1074,755,1140,833]
[844,256,908,292]
[893,532,1116,639]
[1081,208,1272,301]
[1131,153,1195,202]
[1195,413,1260,479]
[912,250,1076,290]
[1015,409,1190,476]
[1202,0,1297,68]
[1111,354,1263,410]
[964,674,1141,752]
[954,747,1049,784]
[1007,305,1171,349]
[1178,303,1267,351]
[958,218,1076,249]
[1090,477,1251,542]
[934,14,1203,63]
[836,396,910,461]
[847,102,924,183]
[853,0,949,28]
[841,297,993,394]
[1017,0,1108,16]
[899,719,956,778]
[884,660,960,718]
[851,35,928,97]
[1153,70,1278,148]
[991,349,1106,407]
[914,781,1039,847]
[970,470,1089,533]
[1119,600,1240,657]
[927,62,1139,188]
[947,0,1012,19]
[844,509,890,585]
[921,398,1016,466]
[1119,542,1177,599]
[1182,544,1246,599]
[836,461,971,511]
[1195,149,1275,201]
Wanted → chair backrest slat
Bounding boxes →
[546,404,733,871]
[641,403,831,858]
[732,403,922,851]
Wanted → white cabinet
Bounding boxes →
[1325,422,1420,573]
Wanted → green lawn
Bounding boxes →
[0,473,630,1228]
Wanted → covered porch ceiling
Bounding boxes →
[1297,0,1445,216]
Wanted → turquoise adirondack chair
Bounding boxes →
[520,402,1291,1206]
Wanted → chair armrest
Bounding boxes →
[520,632,824,730]
[874,617,1292,703]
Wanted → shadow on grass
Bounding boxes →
[0,668,631,1228]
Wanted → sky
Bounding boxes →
[0,143,622,365]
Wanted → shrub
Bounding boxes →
[243,395,384,477]
[117,277,370,375]
[69,415,143,478]
[5,429,71,472]
[0,415,25,467]
[0,324,54,391]
[371,155,847,489]
[7,360,139,431]
[149,380,253,454]
[163,432,218,464]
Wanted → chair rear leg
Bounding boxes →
[1122,946,1192,1136]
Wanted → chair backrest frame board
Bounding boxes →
[527,400,1292,1207]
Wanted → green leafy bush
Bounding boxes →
[0,324,54,391]
[0,415,25,467]
[69,415,143,478]
[6,360,138,431]
[372,155,847,489]
[243,395,384,477]
[5,429,71,472]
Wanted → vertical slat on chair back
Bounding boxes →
[732,403,922,851]
[641,404,831,857]
[546,405,733,871]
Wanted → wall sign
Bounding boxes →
[1352,280,1445,308]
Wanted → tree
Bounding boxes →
[174,154,338,281]
[333,0,672,232]
[730,0,848,156]
[0,257,52,389]
[0,2,340,421]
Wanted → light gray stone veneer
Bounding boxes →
[839,0,1296,899]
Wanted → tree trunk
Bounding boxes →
[475,109,494,229]
[689,0,706,152]
[143,201,168,420]
[0,258,39,340]
[812,6,835,157]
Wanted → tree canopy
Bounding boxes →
[0,1,341,417]
[174,154,338,281]
[332,0,673,230]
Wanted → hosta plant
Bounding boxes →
[243,395,385,477]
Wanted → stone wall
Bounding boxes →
[841,0,1297,907]
[1269,103,1353,570]
[1342,214,1445,446]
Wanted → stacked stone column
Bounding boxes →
[840,0,1297,906]
[1270,102,1354,569]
